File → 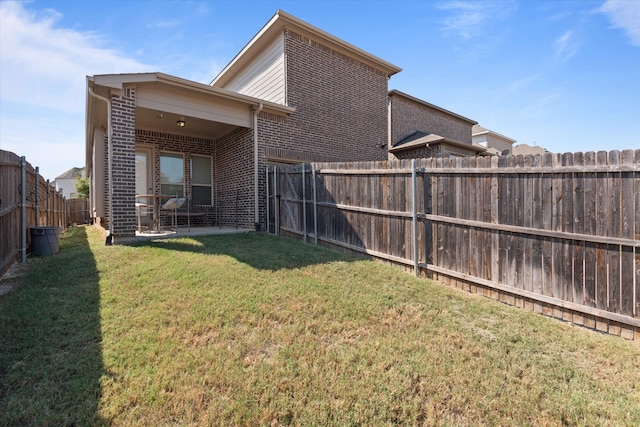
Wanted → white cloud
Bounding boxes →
[0,1,152,177]
[554,30,578,62]
[437,0,516,40]
[600,0,640,46]
[0,1,151,113]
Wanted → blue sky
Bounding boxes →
[0,0,638,179]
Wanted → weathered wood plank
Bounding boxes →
[541,153,554,303]
[608,151,621,314]
[490,156,500,287]
[636,150,640,318]
[561,153,574,320]
[529,155,543,299]
[583,152,597,308]
[552,154,564,313]
[572,153,585,310]
[620,150,634,316]
[595,152,609,312]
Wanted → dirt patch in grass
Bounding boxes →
[0,260,31,297]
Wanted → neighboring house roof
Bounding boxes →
[211,9,402,89]
[390,131,486,155]
[472,125,517,144]
[389,90,478,126]
[56,167,85,180]
[512,143,549,156]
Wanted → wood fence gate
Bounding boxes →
[266,151,640,339]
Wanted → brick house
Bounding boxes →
[85,10,480,241]
[472,125,516,156]
[388,90,484,160]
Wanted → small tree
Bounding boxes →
[76,176,90,198]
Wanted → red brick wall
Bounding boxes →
[213,127,255,229]
[110,88,137,237]
[135,129,256,229]
[389,94,474,161]
[274,29,390,163]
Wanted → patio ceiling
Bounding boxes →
[135,106,239,140]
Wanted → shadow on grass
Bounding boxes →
[129,232,366,271]
[0,226,106,426]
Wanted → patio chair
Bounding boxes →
[160,197,186,231]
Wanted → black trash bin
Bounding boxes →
[30,226,62,256]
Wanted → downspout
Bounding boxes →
[253,102,263,231]
[87,84,113,244]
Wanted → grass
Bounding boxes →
[1,225,639,426]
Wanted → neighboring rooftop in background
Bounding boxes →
[55,167,85,180]
[390,90,477,126]
[472,125,517,156]
[512,143,550,156]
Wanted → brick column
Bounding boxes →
[110,87,137,238]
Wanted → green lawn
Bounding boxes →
[1,225,639,426]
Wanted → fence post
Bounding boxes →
[20,157,27,262]
[274,166,279,235]
[266,166,270,233]
[412,159,419,277]
[46,179,51,226]
[312,163,318,245]
[34,166,39,227]
[302,163,307,243]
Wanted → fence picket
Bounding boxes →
[620,150,634,316]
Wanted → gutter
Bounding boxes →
[87,84,114,244]
[253,102,264,231]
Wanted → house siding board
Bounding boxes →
[224,35,286,105]
[389,94,473,161]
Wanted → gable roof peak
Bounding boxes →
[211,10,402,87]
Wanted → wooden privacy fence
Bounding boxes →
[267,150,640,339]
[1,150,67,277]
[68,198,90,225]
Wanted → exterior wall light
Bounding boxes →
[176,120,186,127]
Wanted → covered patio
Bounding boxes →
[85,72,293,242]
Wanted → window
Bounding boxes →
[191,155,212,205]
[160,152,184,197]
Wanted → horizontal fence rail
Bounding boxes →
[1,150,68,277]
[267,150,640,339]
